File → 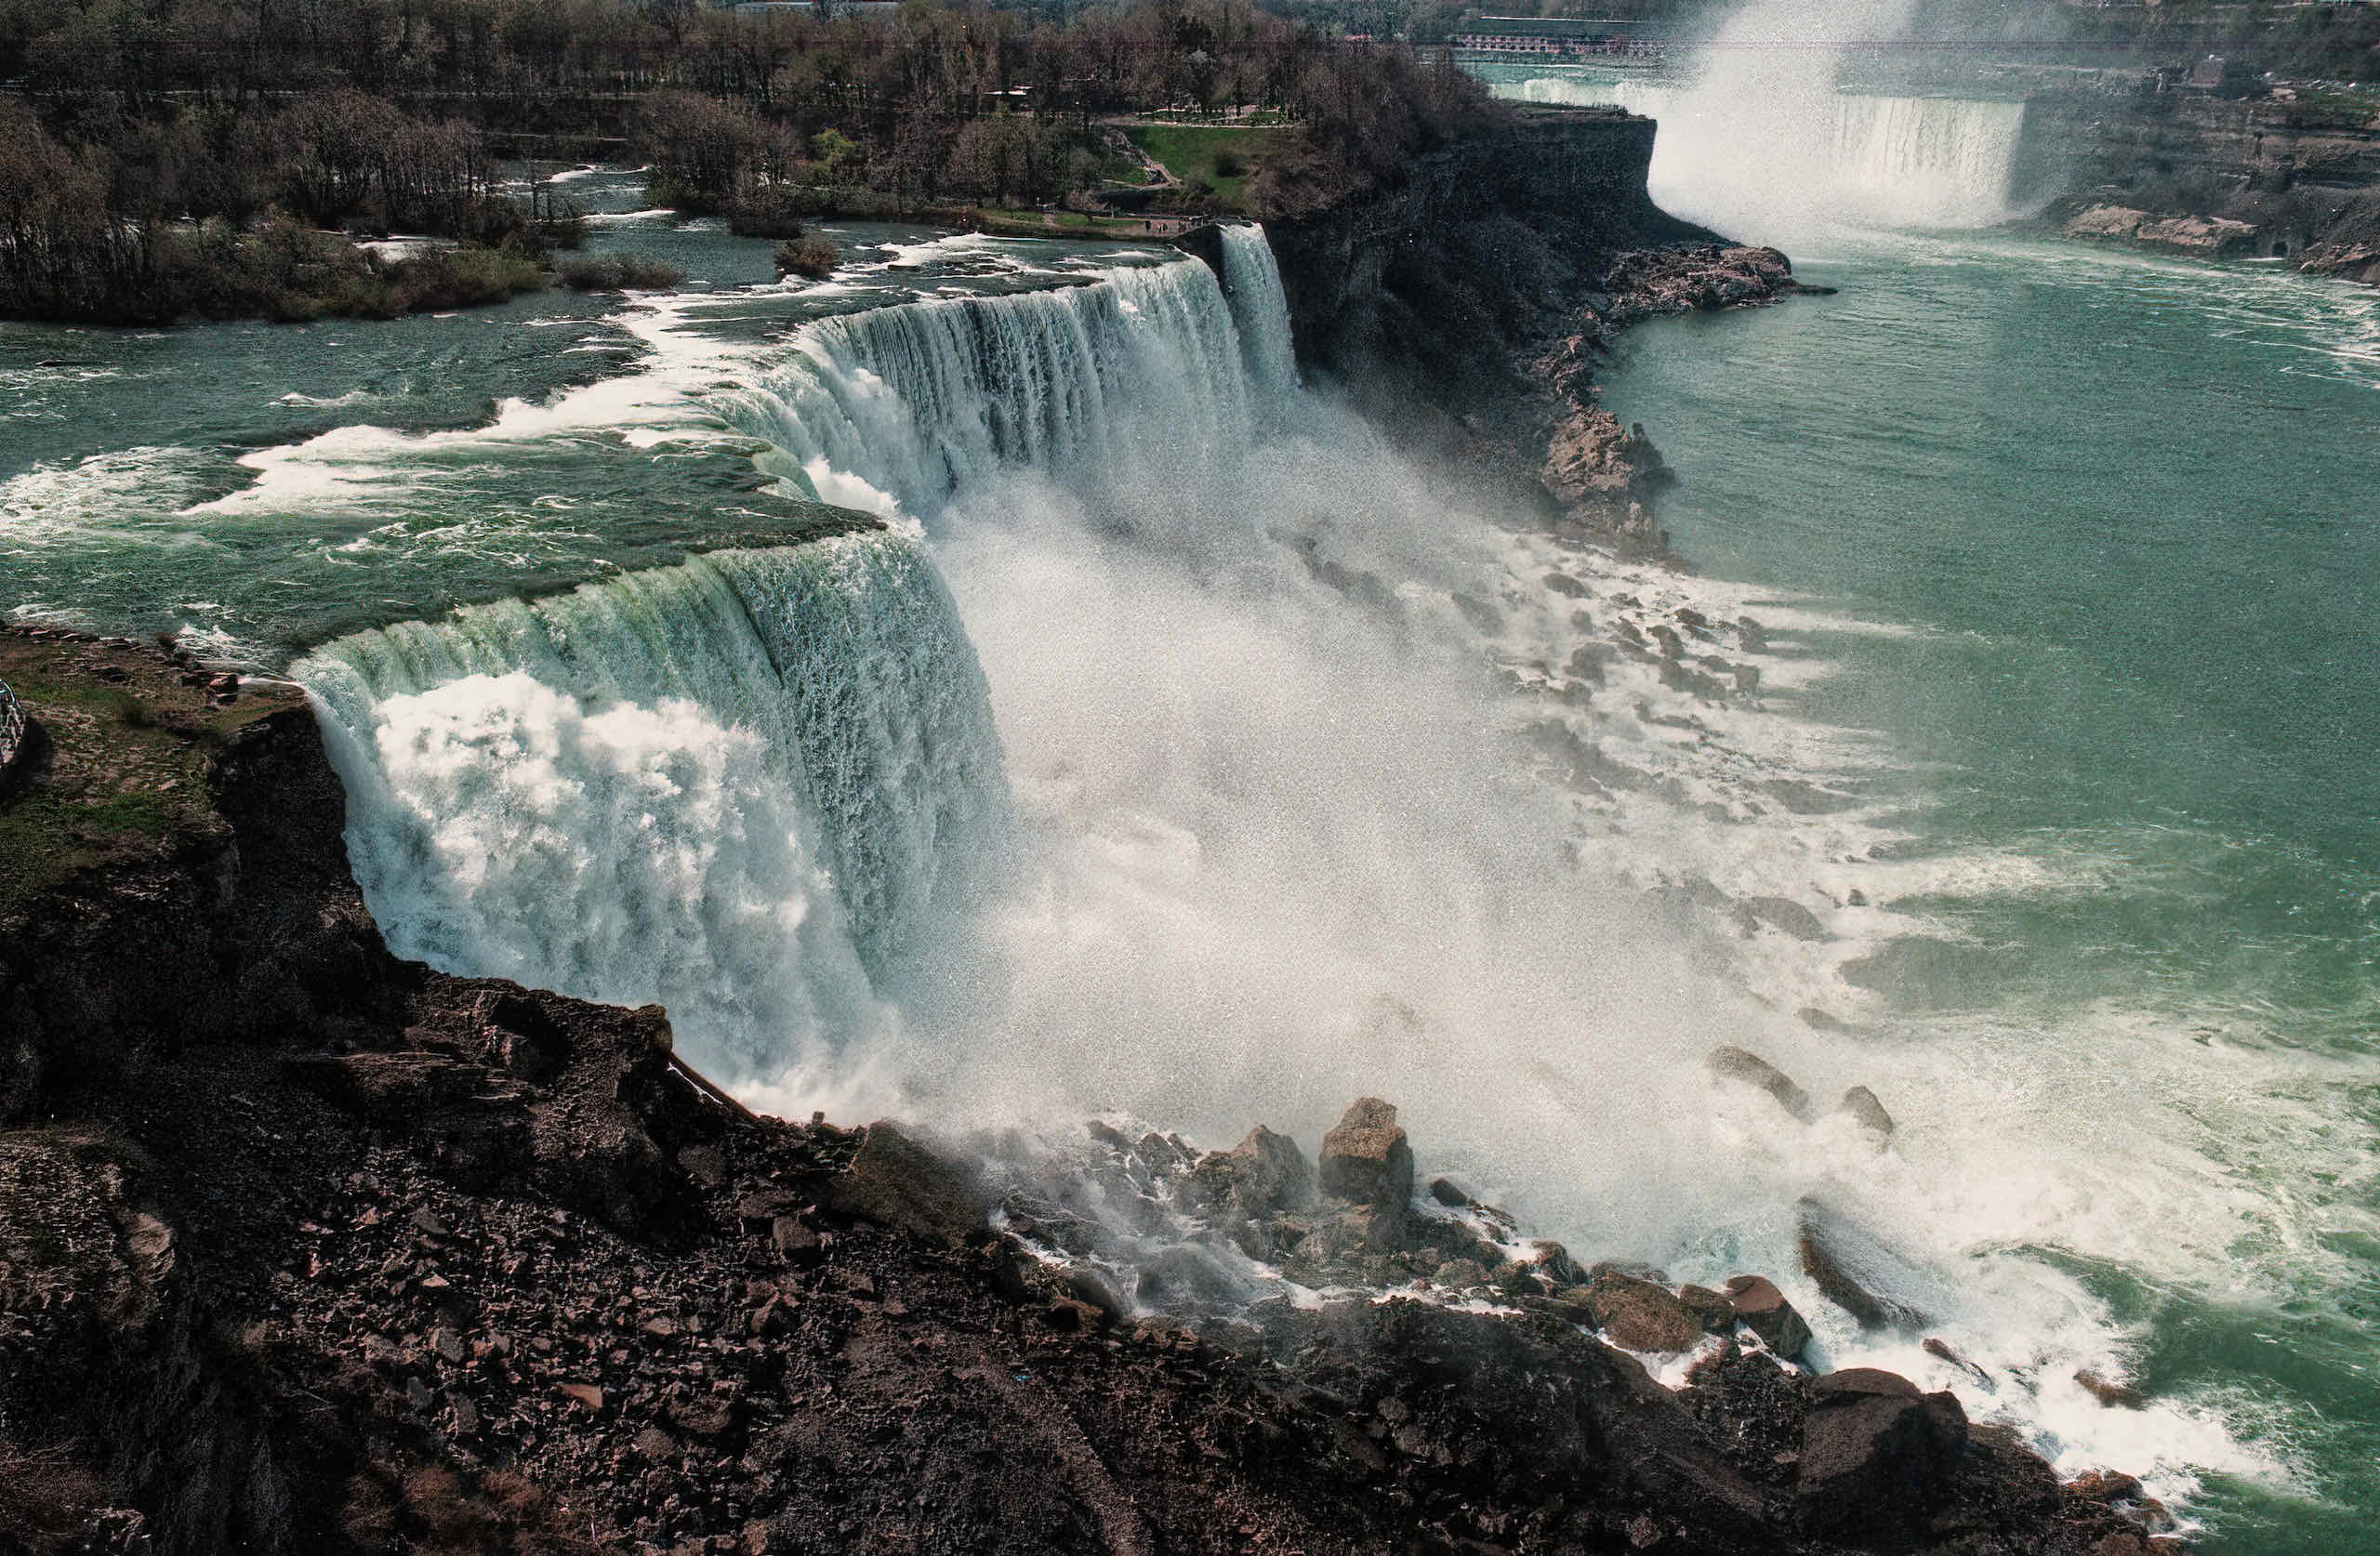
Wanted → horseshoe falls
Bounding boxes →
[1486,74,2027,238]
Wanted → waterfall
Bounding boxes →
[1831,95,2025,227]
[1219,223,1301,402]
[1495,73,2025,235]
[295,530,1010,1074]
[717,256,1261,520]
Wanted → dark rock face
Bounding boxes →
[1796,1369,1971,1539]
[0,639,2161,1556]
[1187,1125,1316,1218]
[823,1119,994,1245]
[1797,1198,1931,1332]
[1261,108,1811,558]
[1584,1272,1708,1352]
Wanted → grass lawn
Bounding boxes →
[1121,125,1295,209]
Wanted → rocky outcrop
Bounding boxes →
[2017,86,2380,282]
[0,636,2164,1556]
[1259,107,1815,557]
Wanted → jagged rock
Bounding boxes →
[1434,1257,1490,1289]
[1794,1368,1968,1538]
[1837,1086,1894,1141]
[1425,1176,1470,1208]
[1722,1274,1812,1360]
[1676,1283,1738,1335]
[824,1121,991,1245]
[1584,1272,1705,1352]
[1705,1047,1812,1121]
[1795,1199,1928,1330]
[2066,1468,2147,1505]
[1187,1126,1316,1218]
[1684,1347,1810,1487]
[1318,1098,1414,1210]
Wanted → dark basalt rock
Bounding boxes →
[1724,1273,1815,1360]
[1796,1368,1970,1539]
[1584,1271,1707,1352]
[1186,1125,1316,1219]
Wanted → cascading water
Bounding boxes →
[296,531,1009,1074]
[1501,73,2025,235]
[1218,223,1301,402]
[1490,0,2029,244]
[1831,94,2025,227]
[718,256,1261,519]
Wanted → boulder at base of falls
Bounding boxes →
[823,1121,993,1245]
[1723,1273,1814,1360]
[1796,1198,1930,1331]
[1186,1125,1316,1219]
[1582,1272,1706,1352]
[1706,1046,1814,1121]
[1318,1097,1415,1210]
[1795,1368,1969,1540]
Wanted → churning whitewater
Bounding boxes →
[286,227,2291,1520]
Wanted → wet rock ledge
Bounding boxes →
[0,627,2167,1556]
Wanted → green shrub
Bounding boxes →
[556,254,686,292]
[774,236,839,280]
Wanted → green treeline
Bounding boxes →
[0,0,1503,323]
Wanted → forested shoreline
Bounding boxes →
[0,0,1502,323]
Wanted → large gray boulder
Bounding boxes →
[1318,1097,1414,1209]
[1187,1125,1316,1218]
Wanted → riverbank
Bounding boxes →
[0,625,2176,1556]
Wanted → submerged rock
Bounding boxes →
[1837,1085,1895,1141]
[1706,1046,1813,1121]
[1740,895,1829,942]
[1924,1336,1993,1387]
[2075,1367,2150,1409]
[1796,1198,1930,1331]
